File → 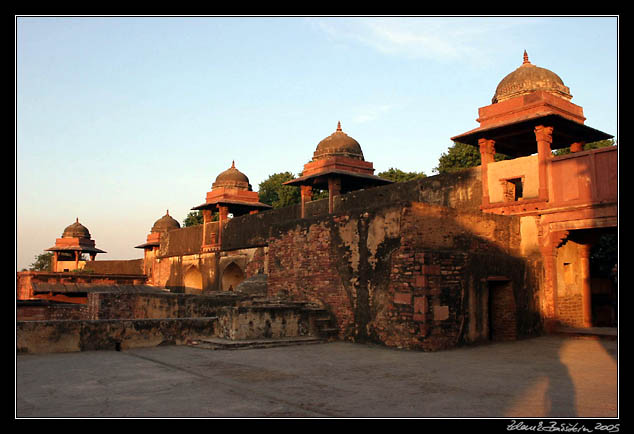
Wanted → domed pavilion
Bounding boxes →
[451,51,612,206]
[135,210,181,251]
[192,161,271,250]
[285,121,392,215]
[46,218,106,272]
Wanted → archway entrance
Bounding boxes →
[183,266,203,294]
[488,278,517,341]
[221,262,245,292]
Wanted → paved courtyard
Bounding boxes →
[15,335,618,419]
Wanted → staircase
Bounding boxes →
[303,304,339,339]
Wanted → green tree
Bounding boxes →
[378,168,426,182]
[434,141,508,174]
[28,252,53,271]
[183,210,204,227]
[258,172,301,209]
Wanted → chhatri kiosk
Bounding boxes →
[285,121,392,216]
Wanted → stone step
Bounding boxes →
[187,336,326,350]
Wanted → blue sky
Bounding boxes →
[15,16,619,271]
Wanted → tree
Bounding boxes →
[434,141,508,174]
[258,172,301,209]
[28,252,53,271]
[378,168,426,182]
[183,210,204,227]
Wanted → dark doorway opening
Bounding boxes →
[488,278,517,341]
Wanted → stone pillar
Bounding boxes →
[534,125,553,201]
[300,185,313,218]
[52,251,58,273]
[579,242,593,328]
[328,177,341,214]
[201,209,213,250]
[478,138,496,207]
[217,205,229,247]
[540,229,568,332]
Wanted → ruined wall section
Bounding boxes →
[379,203,542,350]
[266,199,541,351]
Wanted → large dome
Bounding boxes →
[151,210,181,233]
[212,161,251,190]
[492,51,572,104]
[62,218,91,239]
[313,122,364,161]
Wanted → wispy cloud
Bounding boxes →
[311,17,538,66]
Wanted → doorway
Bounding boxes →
[488,279,517,341]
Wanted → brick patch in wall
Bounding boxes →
[394,292,412,305]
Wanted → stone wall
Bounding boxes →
[87,291,246,320]
[265,200,542,351]
[17,301,89,321]
[16,297,324,354]
[221,168,481,252]
[16,318,217,354]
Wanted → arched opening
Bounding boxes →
[183,266,203,294]
[221,262,245,292]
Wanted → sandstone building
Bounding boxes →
[17,52,617,353]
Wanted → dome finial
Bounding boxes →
[336,121,342,132]
[231,160,235,168]
[523,50,530,64]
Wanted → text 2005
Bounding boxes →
[595,423,619,433]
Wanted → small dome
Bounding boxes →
[313,122,364,161]
[212,161,251,190]
[62,218,91,239]
[151,210,181,233]
[492,51,572,103]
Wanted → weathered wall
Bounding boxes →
[87,291,247,320]
[16,271,148,301]
[16,318,217,354]
[215,306,311,340]
[17,301,89,321]
[16,298,325,353]
[266,200,542,351]
[221,168,481,252]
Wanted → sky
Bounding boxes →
[15,15,619,271]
